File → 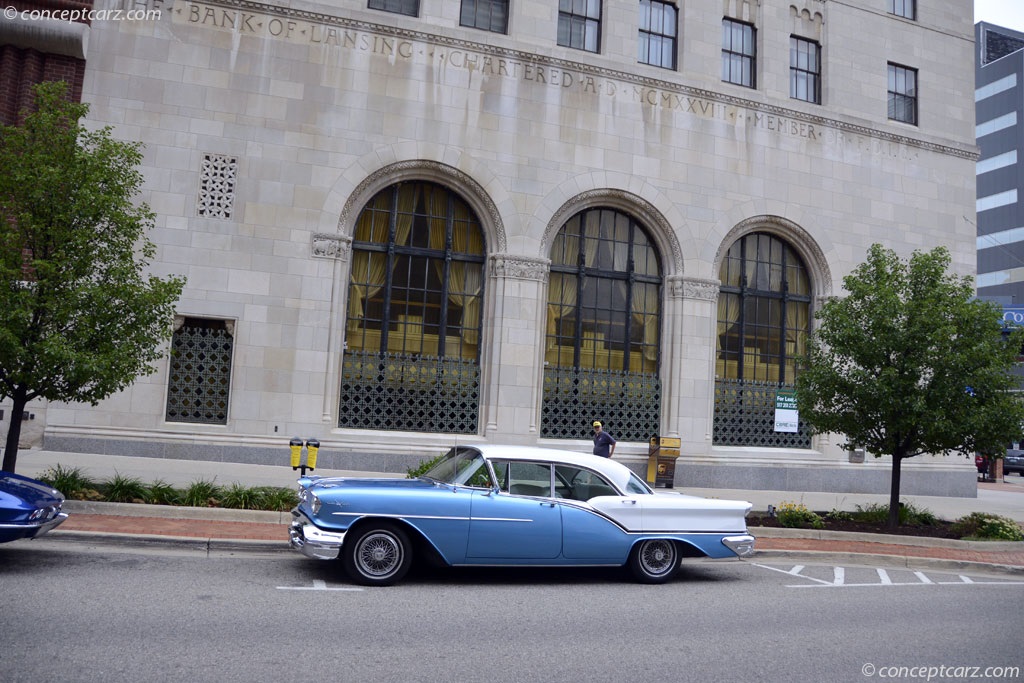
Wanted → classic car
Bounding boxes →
[0,471,68,543]
[1004,450,1024,477]
[290,444,754,586]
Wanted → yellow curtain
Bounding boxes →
[631,283,659,363]
[784,300,809,383]
[716,293,741,379]
[347,185,418,337]
[449,208,484,349]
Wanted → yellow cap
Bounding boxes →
[593,421,602,427]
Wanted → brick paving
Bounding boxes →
[56,512,1024,568]
[61,514,289,542]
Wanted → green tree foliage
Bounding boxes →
[0,82,184,472]
[796,244,1024,528]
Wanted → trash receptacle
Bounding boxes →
[647,436,681,488]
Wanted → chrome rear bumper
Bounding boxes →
[722,534,756,558]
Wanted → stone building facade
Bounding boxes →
[13,0,979,494]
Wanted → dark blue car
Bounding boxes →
[0,471,68,543]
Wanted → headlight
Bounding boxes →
[310,493,321,515]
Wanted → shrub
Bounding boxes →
[181,479,222,507]
[825,508,853,523]
[952,513,1024,541]
[407,452,446,479]
[101,473,149,503]
[37,465,96,498]
[776,501,824,529]
[146,479,181,506]
[261,487,299,511]
[852,502,937,526]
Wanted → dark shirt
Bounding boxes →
[593,430,616,457]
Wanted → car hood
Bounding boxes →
[299,476,439,495]
[0,472,65,510]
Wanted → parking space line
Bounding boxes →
[913,571,933,584]
[277,580,364,592]
[833,567,845,585]
[876,568,892,585]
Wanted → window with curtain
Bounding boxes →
[722,18,756,88]
[716,232,810,385]
[790,36,820,104]
[461,0,508,33]
[368,0,419,17]
[638,0,678,70]
[558,0,601,53]
[341,181,486,433]
[542,207,662,442]
[888,63,917,125]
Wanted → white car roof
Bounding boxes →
[463,444,642,493]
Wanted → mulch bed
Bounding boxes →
[749,514,962,539]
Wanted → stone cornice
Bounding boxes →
[172,0,977,161]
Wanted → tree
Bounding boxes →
[796,244,1024,529]
[0,82,184,473]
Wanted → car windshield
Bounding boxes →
[420,449,492,487]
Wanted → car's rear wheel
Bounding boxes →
[343,522,412,586]
[628,539,680,583]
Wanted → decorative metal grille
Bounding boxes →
[166,321,233,425]
[197,153,237,219]
[713,378,810,448]
[541,366,661,443]
[339,350,480,434]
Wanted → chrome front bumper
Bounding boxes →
[722,534,756,558]
[0,511,68,541]
[289,511,345,560]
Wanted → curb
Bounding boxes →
[63,500,291,524]
[49,529,290,553]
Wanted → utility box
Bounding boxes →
[647,436,681,488]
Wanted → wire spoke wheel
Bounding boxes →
[343,522,412,586]
[629,539,679,583]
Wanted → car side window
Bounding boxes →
[554,466,617,501]
[493,460,552,497]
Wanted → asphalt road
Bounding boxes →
[2,540,1022,683]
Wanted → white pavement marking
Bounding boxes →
[277,580,364,592]
[752,564,1024,589]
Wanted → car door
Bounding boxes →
[465,461,562,560]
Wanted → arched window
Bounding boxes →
[541,207,662,442]
[339,181,486,433]
[714,231,811,447]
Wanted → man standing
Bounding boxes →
[592,420,616,458]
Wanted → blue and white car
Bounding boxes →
[290,445,754,585]
[0,471,68,543]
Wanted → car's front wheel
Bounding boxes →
[629,539,680,583]
[343,522,412,586]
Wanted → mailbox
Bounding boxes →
[646,436,681,488]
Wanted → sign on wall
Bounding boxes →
[774,390,799,433]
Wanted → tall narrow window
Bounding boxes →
[166,318,233,425]
[542,207,662,443]
[888,63,917,125]
[341,181,486,434]
[790,36,821,104]
[558,0,601,53]
[722,18,756,88]
[715,233,811,448]
[368,0,418,17]
[638,0,677,70]
[888,0,915,20]
[461,0,508,33]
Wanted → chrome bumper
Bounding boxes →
[722,534,756,558]
[0,511,68,541]
[289,511,345,560]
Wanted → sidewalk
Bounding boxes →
[14,449,1024,573]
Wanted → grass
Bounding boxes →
[35,466,295,512]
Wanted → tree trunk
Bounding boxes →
[1,387,28,473]
[887,453,903,530]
